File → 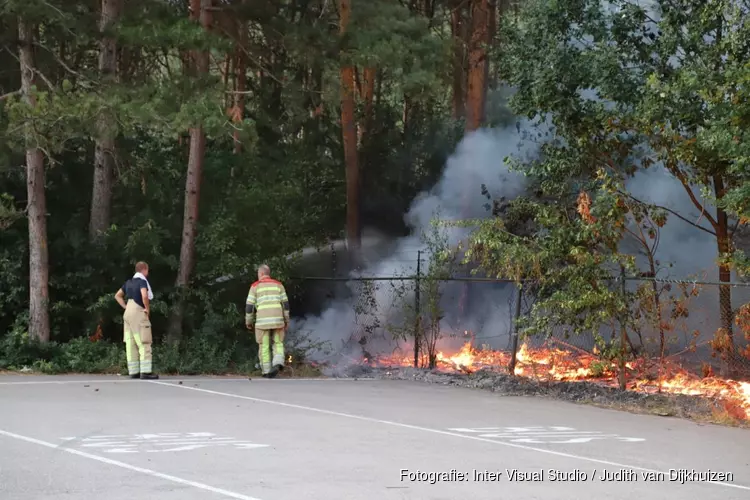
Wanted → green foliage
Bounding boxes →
[0,330,63,372]
[348,0,450,97]
[155,333,236,375]
[0,0,458,369]
[499,0,749,232]
[461,0,750,360]
[465,183,638,353]
[56,337,123,374]
[0,329,261,375]
[0,330,122,374]
[0,193,21,229]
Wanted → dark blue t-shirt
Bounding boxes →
[122,277,148,308]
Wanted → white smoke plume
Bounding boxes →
[291,81,749,369]
[290,117,545,365]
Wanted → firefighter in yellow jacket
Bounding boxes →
[245,264,290,378]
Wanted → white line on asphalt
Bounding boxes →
[150,381,750,492]
[0,429,264,500]
[0,377,373,386]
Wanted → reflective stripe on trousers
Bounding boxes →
[255,327,285,374]
[123,300,153,375]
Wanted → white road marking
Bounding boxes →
[0,429,264,500]
[0,377,372,386]
[60,432,269,454]
[450,426,577,433]
[149,380,750,492]
[447,425,645,444]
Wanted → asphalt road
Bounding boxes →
[1,374,748,500]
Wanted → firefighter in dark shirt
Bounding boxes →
[115,261,158,379]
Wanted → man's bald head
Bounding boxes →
[257,264,270,279]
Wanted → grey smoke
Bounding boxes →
[621,165,750,353]
[292,0,750,366]
[291,116,545,365]
[291,147,745,370]
[290,126,747,367]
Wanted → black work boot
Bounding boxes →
[140,373,159,380]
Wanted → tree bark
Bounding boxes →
[450,2,467,119]
[714,174,735,376]
[339,0,360,253]
[233,2,247,154]
[167,0,212,343]
[458,0,492,321]
[90,0,122,242]
[19,19,50,343]
[484,0,496,96]
[358,67,376,147]
[465,0,491,131]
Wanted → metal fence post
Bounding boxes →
[508,284,522,375]
[414,250,421,368]
[618,265,627,390]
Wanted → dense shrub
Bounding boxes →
[0,331,261,376]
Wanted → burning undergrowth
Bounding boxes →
[290,119,750,427]
[315,339,750,425]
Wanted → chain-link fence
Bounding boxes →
[288,274,750,384]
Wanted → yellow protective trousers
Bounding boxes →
[123,300,153,375]
[255,327,285,374]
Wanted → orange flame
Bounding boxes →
[369,341,750,420]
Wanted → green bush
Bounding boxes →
[0,331,64,371]
[155,333,241,375]
[0,330,260,376]
[0,331,123,374]
[58,337,123,374]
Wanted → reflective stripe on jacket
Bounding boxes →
[245,277,290,329]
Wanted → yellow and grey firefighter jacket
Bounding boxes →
[245,276,290,329]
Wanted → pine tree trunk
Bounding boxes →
[465,0,491,131]
[233,4,247,154]
[19,19,50,343]
[90,0,122,241]
[339,0,360,253]
[450,2,466,119]
[458,0,492,322]
[167,0,212,343]
[357,67,376,198]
